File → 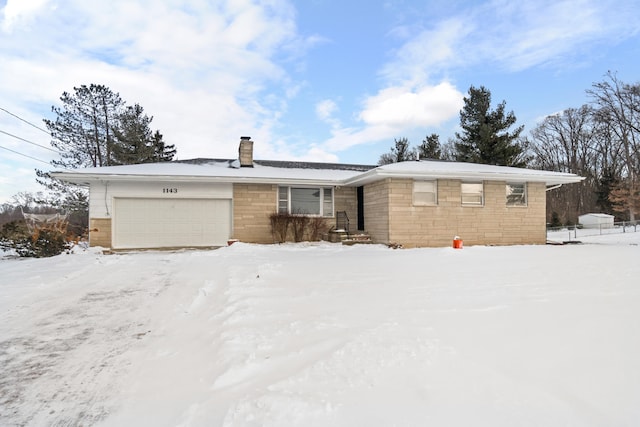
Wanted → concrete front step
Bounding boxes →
[327,230,372,244]
[342,239,374,246]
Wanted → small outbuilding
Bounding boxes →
[578,213,615,229]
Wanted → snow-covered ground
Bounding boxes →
[1,233,639,426]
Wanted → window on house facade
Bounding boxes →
[461,182,484,205]
[278,186,334,217]
[506,183,527,206]
[413,180,437,205]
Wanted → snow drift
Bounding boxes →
[1,233,639,426]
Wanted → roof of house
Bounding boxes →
[177,158,376,172]
[345,160,584,186]
[51,158,584,187]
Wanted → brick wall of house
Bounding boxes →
[232,184,357,243]
[364,178,546,248]
[334,186,357,231]
[232,183,278,243]
[89,218,112,247]
[363,179,391,243]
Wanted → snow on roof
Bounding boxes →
[344,160,584,186]
[579,213,615,218]
[51,159,367,186]
[51,158,583,187]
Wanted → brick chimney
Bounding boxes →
[238,136,254,167]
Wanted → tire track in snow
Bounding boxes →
[0,255,177,427]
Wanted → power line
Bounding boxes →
[0,107,51,135]
[0,144,51,165]
[0,129,59,153]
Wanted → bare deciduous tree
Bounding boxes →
[587,71,640,220]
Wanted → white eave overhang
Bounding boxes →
[49,171,349,187]
[343,168,585,187]
[51,163,585,188]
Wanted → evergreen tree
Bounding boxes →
[150,130,177,162]
[111,104,154,165]
[36,84,124,210]
[596,167,618,215]
[416,134,442,160]
[112,104,176,165]
[378,137,415,165]
[36,84,176,215]
[113,104,176,165]
[43,84,124,168]
[454,85,527,167]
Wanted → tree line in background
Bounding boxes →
[3,72,639,253]
[379,72,640,224]
[1,84,177,256]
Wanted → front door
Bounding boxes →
[357,186,364,230]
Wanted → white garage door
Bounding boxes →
[113,198,231,249]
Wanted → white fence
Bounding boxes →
[547,220,640,242]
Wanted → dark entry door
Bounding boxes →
[357,186,364,230]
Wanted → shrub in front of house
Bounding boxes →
[0,219,72,258]
[269,212,329,243]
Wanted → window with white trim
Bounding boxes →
[413,180,437,206]
[506,183,527,206]
[461,182,484,206]
[278,186,334,217]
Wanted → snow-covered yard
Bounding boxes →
[1,233,639,426]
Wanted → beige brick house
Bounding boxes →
[52,137,583,249]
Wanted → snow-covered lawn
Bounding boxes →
[1,234,639,426]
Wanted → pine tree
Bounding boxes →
[112,104,155,165]
[417,134,442,160]
[454,85,527,167]
[36,84,176,214]
[150,130,177,162]
[111,104,176,165]
[36,84,124,209]
[378,137,415,165]
[596,167,618,215]
[43,84,124,168]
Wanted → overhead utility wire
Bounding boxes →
[0,107,51,135]
[0,129,59,153]
[0,144,51,165]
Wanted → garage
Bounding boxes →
[112,198,232,249]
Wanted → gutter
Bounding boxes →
[343,168,585,187]
[51,165,586,188]
[50,172,350,187]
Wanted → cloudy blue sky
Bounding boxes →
[1,0,639,203]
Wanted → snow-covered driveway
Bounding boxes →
[1,234,639,426]
[1,250,181,425]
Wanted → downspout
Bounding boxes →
[104,180,110,215]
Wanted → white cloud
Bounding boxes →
[473,0,606,71]
[0,0,304,165]
[316,99,337,121]
[316,0,640,156]
[320,82,463,152]
[315,99,342,130]
[0,0,50,32]
[300,146,339,163]
[380,17,471,84]
[384,0,640,75]
[359,82,464,128]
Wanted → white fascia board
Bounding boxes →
[343,169,584,186]
[52,167,584,188]
[50,172,346,187]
